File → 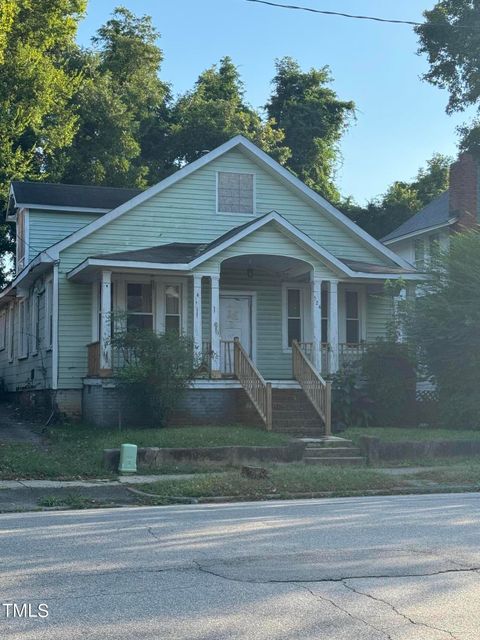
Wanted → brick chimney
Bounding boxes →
[450,153,479,230]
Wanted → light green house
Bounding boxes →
[0,136,417,430]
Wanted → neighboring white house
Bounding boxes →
[382,153,479,265]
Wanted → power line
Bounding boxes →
[244,0,477,29]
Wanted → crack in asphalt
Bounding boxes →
[297,584,393,640]
[192,561,480,584]
[341,580,460,640]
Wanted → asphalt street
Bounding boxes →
[1,492,480,639]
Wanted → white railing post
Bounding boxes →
[311,272,322,371]
[193,273,203,359]
[210,273,221,377]
[328,280,339,374]
[100,270,112,373]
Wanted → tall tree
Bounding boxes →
[266,57,356,203]
[342,153,450,239]
[416,1,480,153]
[170,57,289,167]
[0,0,85,285]
[54,7,171,187]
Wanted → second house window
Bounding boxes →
[127,283,153,331]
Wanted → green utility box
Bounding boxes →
[118,443,137,474]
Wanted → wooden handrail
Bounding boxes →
[233,337,272,431]
[292,340,332,436]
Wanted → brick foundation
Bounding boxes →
[82,379,263,429]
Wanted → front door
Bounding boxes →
[219,295,252,373]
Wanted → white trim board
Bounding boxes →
[45,135,413,270]
[383,219,456,245]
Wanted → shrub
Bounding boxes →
[360,341,417,427]
[111,329,197,427]
[330,363,373,430]
[408,231,480,429]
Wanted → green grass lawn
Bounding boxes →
[345,427,480,444]
[409,461,480,485]
[138,464,405,501]
[0,424,290,480]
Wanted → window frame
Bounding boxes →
[17,298,29,359]
[7,304,14,362]
[340,286,367,346]
[0,310,6,351]
[414,237,426,269]
[281,283,309,352]
[126,281,154,332]
[45,277,53,350]
[108,276,188,337]
[216,170,256,216]
[30,292,40,356]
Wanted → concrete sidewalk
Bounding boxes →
[0,473,211,491]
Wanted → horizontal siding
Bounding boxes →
[56,147,397,389]
[28,209,100,261]
[0,274,53,391]
[366,291,394,341]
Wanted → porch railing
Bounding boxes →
[201,340,236,376]
[233,337,272,431]
[298,342,368,373]
[292,339,332,436]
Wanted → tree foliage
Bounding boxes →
[408,231,480,428]
[0,0,85,286]
[416,1,480,153]
[170,57,289,168]
[266,57,356,203]
[342,153,450,239]
[53,7,171,187]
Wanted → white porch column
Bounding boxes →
[311,272,322,371]
[193,273,203,358]
[100,270,112,372]
[210,273,221,376]
[328,280,339,374]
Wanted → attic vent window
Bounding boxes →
[217,172,254,214]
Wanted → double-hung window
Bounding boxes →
[31,294,40,355]
[126,283,153,331]
[7,305,14,361]
[0,311,5,351]
[414,238,425,269]
[321,289,328,344]
[164,284,181,333]
[286,288,302,347]
[18,299,28,358]
[45,279,53,348]
[217,172,254,214]
[345,291,360,344]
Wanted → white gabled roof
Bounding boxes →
[47,135,412,270]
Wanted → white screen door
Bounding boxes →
[219,295,252,373]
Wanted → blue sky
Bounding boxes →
[76,0,473,204]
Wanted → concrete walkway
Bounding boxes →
[0,473,215,491]
[0,403,43,444]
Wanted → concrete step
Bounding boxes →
[304,447,362,457]
[304,456,365,466]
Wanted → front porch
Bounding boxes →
[78,252,385,436]
[68,213,411,432]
